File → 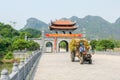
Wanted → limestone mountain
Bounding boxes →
[23,16,120,40]
[115,18,120,24]
[23,18,48,30]
[111,17,120,39]
[68,15,114,39]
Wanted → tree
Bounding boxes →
[114,40,120,48]
[19,32,32,39]
[46,42,52,47]
[60,41,66,48]
[0,38,12,61]
[0,38,11,53]
[27,40,40,51]
[20,28,41,38]
[0,23,19,38]
[90,40,97,50]
[96,40,115,51]
[4,51,14,60]
[12,39,28,50]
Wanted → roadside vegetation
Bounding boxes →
[0,22,40,72]
[90,39,120,51]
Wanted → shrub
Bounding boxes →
[4,52,14,60]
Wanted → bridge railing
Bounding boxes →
[0,50,41,80]
[95,51,120,55]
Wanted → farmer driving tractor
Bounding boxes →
[79,43,86,56]
[70,39,92,64]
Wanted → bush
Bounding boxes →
[90,40,97,50]
[27,40,40,51]
[4,52,14,60]
[95,39,115,51]
[96,46,104,51]
[12,39,28,50]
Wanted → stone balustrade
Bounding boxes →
[95,51,120,55]
[0,50,41,80]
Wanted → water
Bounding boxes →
[0,63,13,74]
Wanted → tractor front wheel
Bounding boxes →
[80,56,83,64]
[71,52,75,62]
[89,59,92,64]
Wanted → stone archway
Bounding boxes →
[45,42,53,53]
[58,40,69,53]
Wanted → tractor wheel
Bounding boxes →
[89,59,92,64]
[71,52,75,62]
[80,56,83,64]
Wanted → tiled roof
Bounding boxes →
[52,20,75,25]
[50,26,77,30]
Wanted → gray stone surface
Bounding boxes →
[33,53,120,80]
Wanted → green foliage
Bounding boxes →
[0,63,13,73]
[27,51,32,55]
[95,40,115,51]
[95,45,104,51]
[0,23,19,38]
[12,39,28,50]
[90,40,97,50]
[27,40,40,51]
[0,22,41,62]
[114,40,120,48]
[19,31,32,39]
[0,38,11,54]
[20,28,41,38]
[60,41,67,48]
[4,52,14,60]
[46,42,52,47]
[12,39,40,51]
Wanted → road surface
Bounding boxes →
[33,53,120,80]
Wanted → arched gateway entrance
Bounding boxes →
[45,20,83,53]
[46,42,53,52]
[59,40,69,52]
[32,20,83,53]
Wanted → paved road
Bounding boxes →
[33,53,120,80]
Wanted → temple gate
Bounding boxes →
[29,20,85,53]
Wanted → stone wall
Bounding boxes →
[0,50,41,80]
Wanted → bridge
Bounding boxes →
[1,51,120,80]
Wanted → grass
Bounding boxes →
[0,58,20,74]
[0,51,34,74]
[27,51,32,55]
[0,62,13,74]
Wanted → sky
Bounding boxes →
[0,0,120,30]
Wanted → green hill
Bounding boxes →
[23,18,48,30]
[23,16,120,40]
[69,15,114,39]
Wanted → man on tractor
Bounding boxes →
[79,43,86,56]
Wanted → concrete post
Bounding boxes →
[19,59,24,68]
[12,62,19,73]
[0,69,10,80]
[24,57,28,63]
